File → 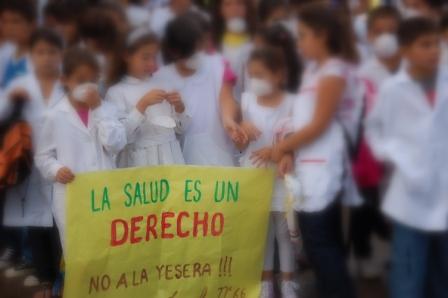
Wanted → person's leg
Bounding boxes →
[29,227,53,283]
[426,231,448,298]
[350,187,375,260]
[272,212,295,279]
[299,201,356,298]
[260,214,275,297]
[389,222,429,298]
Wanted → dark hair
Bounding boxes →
[257,24,302,92]
[62,47,99,77]
[162,13,203,63]
[1,0,36,22]
[258,0,288,24]
[30,28,64,50]
[127,32,158,54]
[43,0,87,23]
[212,0,257,48]
[441,12,448,31]
[367,5,401,31]
[249,47,286,87]
[298,3,359,63]
[398,17,439,47]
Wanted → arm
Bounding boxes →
[278,76,346,154]
[220,82,246,142]
[92,102,127,154]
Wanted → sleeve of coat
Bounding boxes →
[91,101,127,154]
[105,88,145,144]
[34,111,64,181]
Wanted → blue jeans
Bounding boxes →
[390,222,448,298]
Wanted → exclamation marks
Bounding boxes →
[218,256,233,277]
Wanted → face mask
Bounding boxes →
[72,83,98,102]
[275,18,298,38]
[372,33,399,59]
[95,53,107,72]
[185,52,204,71]
[247,78,273,97]
[226,17,246,34]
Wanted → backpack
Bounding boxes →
[0,98,33,190]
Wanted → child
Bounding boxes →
[350,5,401,278]
[236,48,298,298]
[253,3,359,298]
[366,17,448,298]
[257,0,297,37]
[35,48,127,251]
[212,0,256,98]
[155,13,235,166]
[0,0,36,88]
[106,29,188,167]
[0,28,64,292]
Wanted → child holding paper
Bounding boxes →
[35,48,127,251]
[106,28,189,168]
[235,48,298,298]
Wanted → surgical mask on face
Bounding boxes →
[247,78,273,97]
[401,7,422,19]
[372,33,399,59]
[226,17,247,34]
[95,53,107,72]
[275,18,298,38]
[72,82,98,102]
[185,52,204,71]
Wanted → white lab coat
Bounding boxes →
[1,73,64,227]
[366,68,448,232]
[105,76,188,167]
[152,54,235,166]
[35,97,127,248]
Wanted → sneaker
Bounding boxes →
[259,281,274,298]
[24,274,40,287]
[4,260,34,278]
[281,280,300,298]
[0,248,15,270]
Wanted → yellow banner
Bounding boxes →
[64,166,274,298]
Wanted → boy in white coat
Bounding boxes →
[366,18,448,298]
[35,48,127,252]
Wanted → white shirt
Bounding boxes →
[240,92,294,211]
[366,67,448,231]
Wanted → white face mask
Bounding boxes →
[372,33,399,59]
[72,83,98,102]
[185,52,204,71]
[247,78,273,97]
[226,17,247,34]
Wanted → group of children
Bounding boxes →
[0,0,447,298]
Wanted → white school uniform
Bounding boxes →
[239,92,294,212]
[292,59,352,212]
[0,73,64,227]
[106,76,188,167]
[365,67,448,232]
[152,54,235,166]
[222,40,252,99]
[35,97,127,249]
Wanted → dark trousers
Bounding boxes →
[299,201,356,298]
[349,186,390,258]
[28,224,61,283]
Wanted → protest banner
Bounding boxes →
[64,165,274,298]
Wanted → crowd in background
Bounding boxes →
[0,0,447,297]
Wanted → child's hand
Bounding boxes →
[250,146,272,168]
[223,117,248,144]
[56,167,75,184]
[240,121,261,142]
[137,89,166,113]
[165,92,185,113]
[84,88,101,110]
[278,154,294,177]
[271,145,285,163]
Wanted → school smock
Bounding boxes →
[366,68,448,232]
[106,76,189,167]
[35,97,127,249]
[292,59,349,212]
[0,73,64,227]
[239,92,294,212]
[152,54,235,166]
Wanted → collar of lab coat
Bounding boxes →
[395,67,448,110]
[58,96,92,136]
[28,73,64,108]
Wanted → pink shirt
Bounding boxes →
[77,107,89,127]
